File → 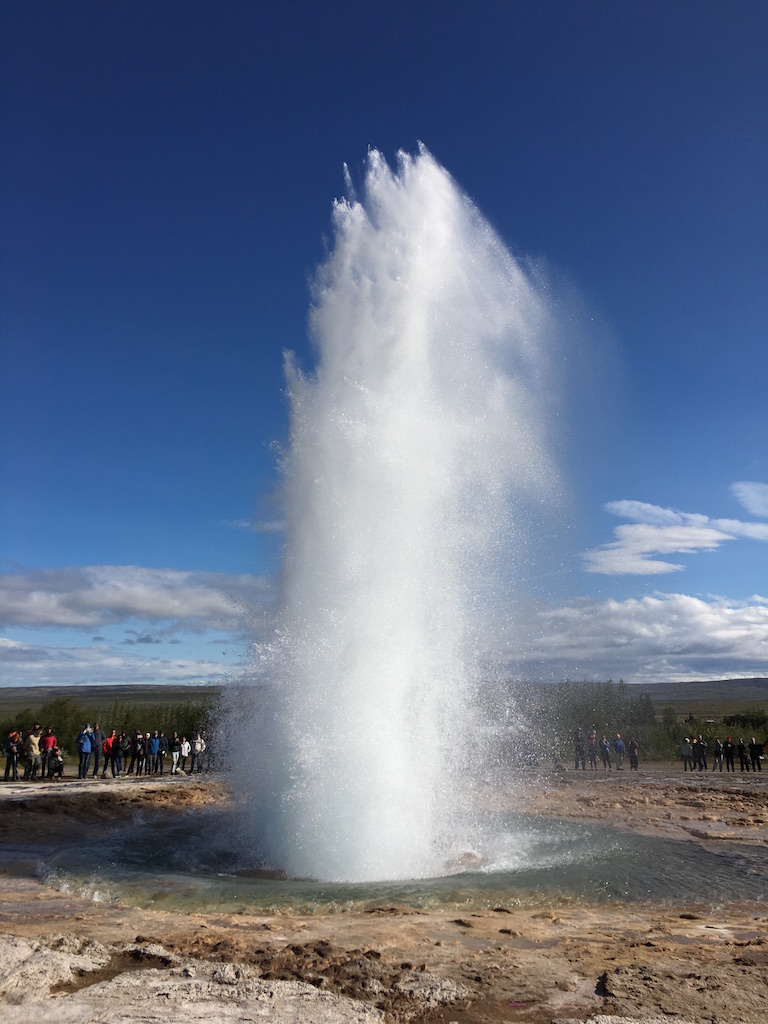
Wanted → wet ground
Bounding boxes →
[1,765,767,1023]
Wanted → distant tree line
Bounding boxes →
[721,708,768,731]
[490,679,768,764]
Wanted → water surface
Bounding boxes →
[35,807,768,913]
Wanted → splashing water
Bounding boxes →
[236,146,564,883]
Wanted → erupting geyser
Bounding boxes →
[237,146,563,883]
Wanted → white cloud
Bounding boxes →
[584,496,768,575]
[732,481,768,518]
[2,583,767,688]
[583,523,733,575]
[0,565,272,630]
[0,636,237,687]
[511,592,768,683]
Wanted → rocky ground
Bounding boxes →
[1,765,767,1024]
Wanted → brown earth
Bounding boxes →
[1,766,767,1024]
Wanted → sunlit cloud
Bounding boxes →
[512,592,768,683]
[584,494,768,575]
[3,585,767,687]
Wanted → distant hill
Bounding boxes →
[630,678,768,715]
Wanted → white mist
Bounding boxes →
[238,147,563,882]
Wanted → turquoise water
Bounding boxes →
[34,807,768,913]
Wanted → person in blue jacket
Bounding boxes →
[77,724,93,779]
[613,733,626,770]
[147,731,161,774]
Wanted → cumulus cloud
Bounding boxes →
[2,586,766,687]
[510,592,768,683]
[0,565,272,630]
[584,494,768,575]
[732,481,768,518]
[0,635,236,687]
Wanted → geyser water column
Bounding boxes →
[242,146,561,883]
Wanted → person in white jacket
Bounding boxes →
[179,736,191,774]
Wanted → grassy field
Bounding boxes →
[2,677,767,724]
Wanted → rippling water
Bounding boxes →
[34,807,768,913]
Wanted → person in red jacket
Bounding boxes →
[101,729,117,778]
[39,725,57,780]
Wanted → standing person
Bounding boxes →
[23,723,43,780]
[574,728,586,770]
[169,732,181,774]
[697,735,708,771]
[101,729,117,778]
[737,738,750,772]
[690,736,700,770]
[191,732,206,774]
[126,729,141,774]
[157,731,169,774]
[723,736,735,772]
[4,730,21,782]
[599,735,612,771]
[91,723,106,778]
[587,728,597,770]
[77,724,93,779]
[749,737,763,772]
[681,737,693,771]
[613,733,625,771]
[711,738,723,771]
[117,732,131,776]
[627,736,639,770]
[179,735,191,774]
[40,726,57,780]
[147,732,159,774]
[134,731,146,776]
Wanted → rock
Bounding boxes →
[0,935,384,1022]
[0,935,110,1002]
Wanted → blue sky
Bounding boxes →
[1,0,766,688]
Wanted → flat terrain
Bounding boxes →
[0,683,220,717]
[1,767,767,1023]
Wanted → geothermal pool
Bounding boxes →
[33,806,768,913]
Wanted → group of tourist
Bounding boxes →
[74,724,214,780]
[2,724,64,781]
[573,727,640,771]
[680,735,763,772]
[3,721,214,782]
